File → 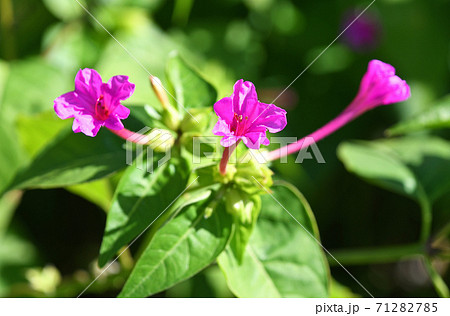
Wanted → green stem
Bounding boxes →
[435,221,450,241]
[328,243,423,266]
[0,190,22,237]
[423,257,449,298]
[117,247,134,271]
[172,0,194,27]
[417,189,432,244]
[0,0,15,59]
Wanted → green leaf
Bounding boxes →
[0,191,22,237]
[166,53,217,113]
[0,58,72,121]
[16,111,69,158]
[337,141,418,199]
[0,229,40,296]
[388,95,450,135]
[0,60,10,105]
[66,179,114,212]
[118,197,233,297]
[42,22,100,73]
[380,137,450,202]
[96,23,191,106]
[10,128,126,190]
[338,136,450,243]
[126,105,166,129]
[218,182,330,297]
[42,0,85,21]
[0,123,26,195]
[330,278,360,298]
[98,155,190,266]
[338,136,450,202]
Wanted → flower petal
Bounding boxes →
[252,102,287,133]
[54,91,79,119]
[213,96,234,123]
[104,115,125,131]
[381,76,411,104]
[101,75,135,116]
[103,75,135,101]
[114,104,131,120]
[220,135,240,148]
[232,79,258,115]
[72,114,102,137]
[74,68,102,107]
[213,119,231,137]
[241,131,269,149]
[359,59,395,94]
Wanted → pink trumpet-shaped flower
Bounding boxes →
[213,79,287,150]
[54,68,135,137]
[266,60,411,161]
[345,59,410,115]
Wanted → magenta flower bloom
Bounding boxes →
[346,59,410,115]
[54,68,135,137]
[213,79,287,149]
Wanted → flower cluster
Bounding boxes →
[53,60,410,169]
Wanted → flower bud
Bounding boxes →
[180,108,213,133]
[224,189,256,224]
[346,60,410,115]
[149,75,180,130]
[145,128,175,152]
[234,153,273,195]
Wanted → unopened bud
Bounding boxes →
[145,128,175,152]
[149,76,180,130]
[224,189,255,224]
[180,108,212,133]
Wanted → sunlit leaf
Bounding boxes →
[0,58,71,121]
[166,53,217,113]
[67,179,114,212]
[388,95,450,135]
[98,155,190,266]
[0,123,26,195]
[119,197,232,297]
[338,136,450,202]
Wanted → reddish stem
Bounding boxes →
[108,128,150,145]
[219,141,239,175]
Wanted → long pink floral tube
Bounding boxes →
[108,128,151,145]
[266,59,411,162]
[266,109,355,161]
